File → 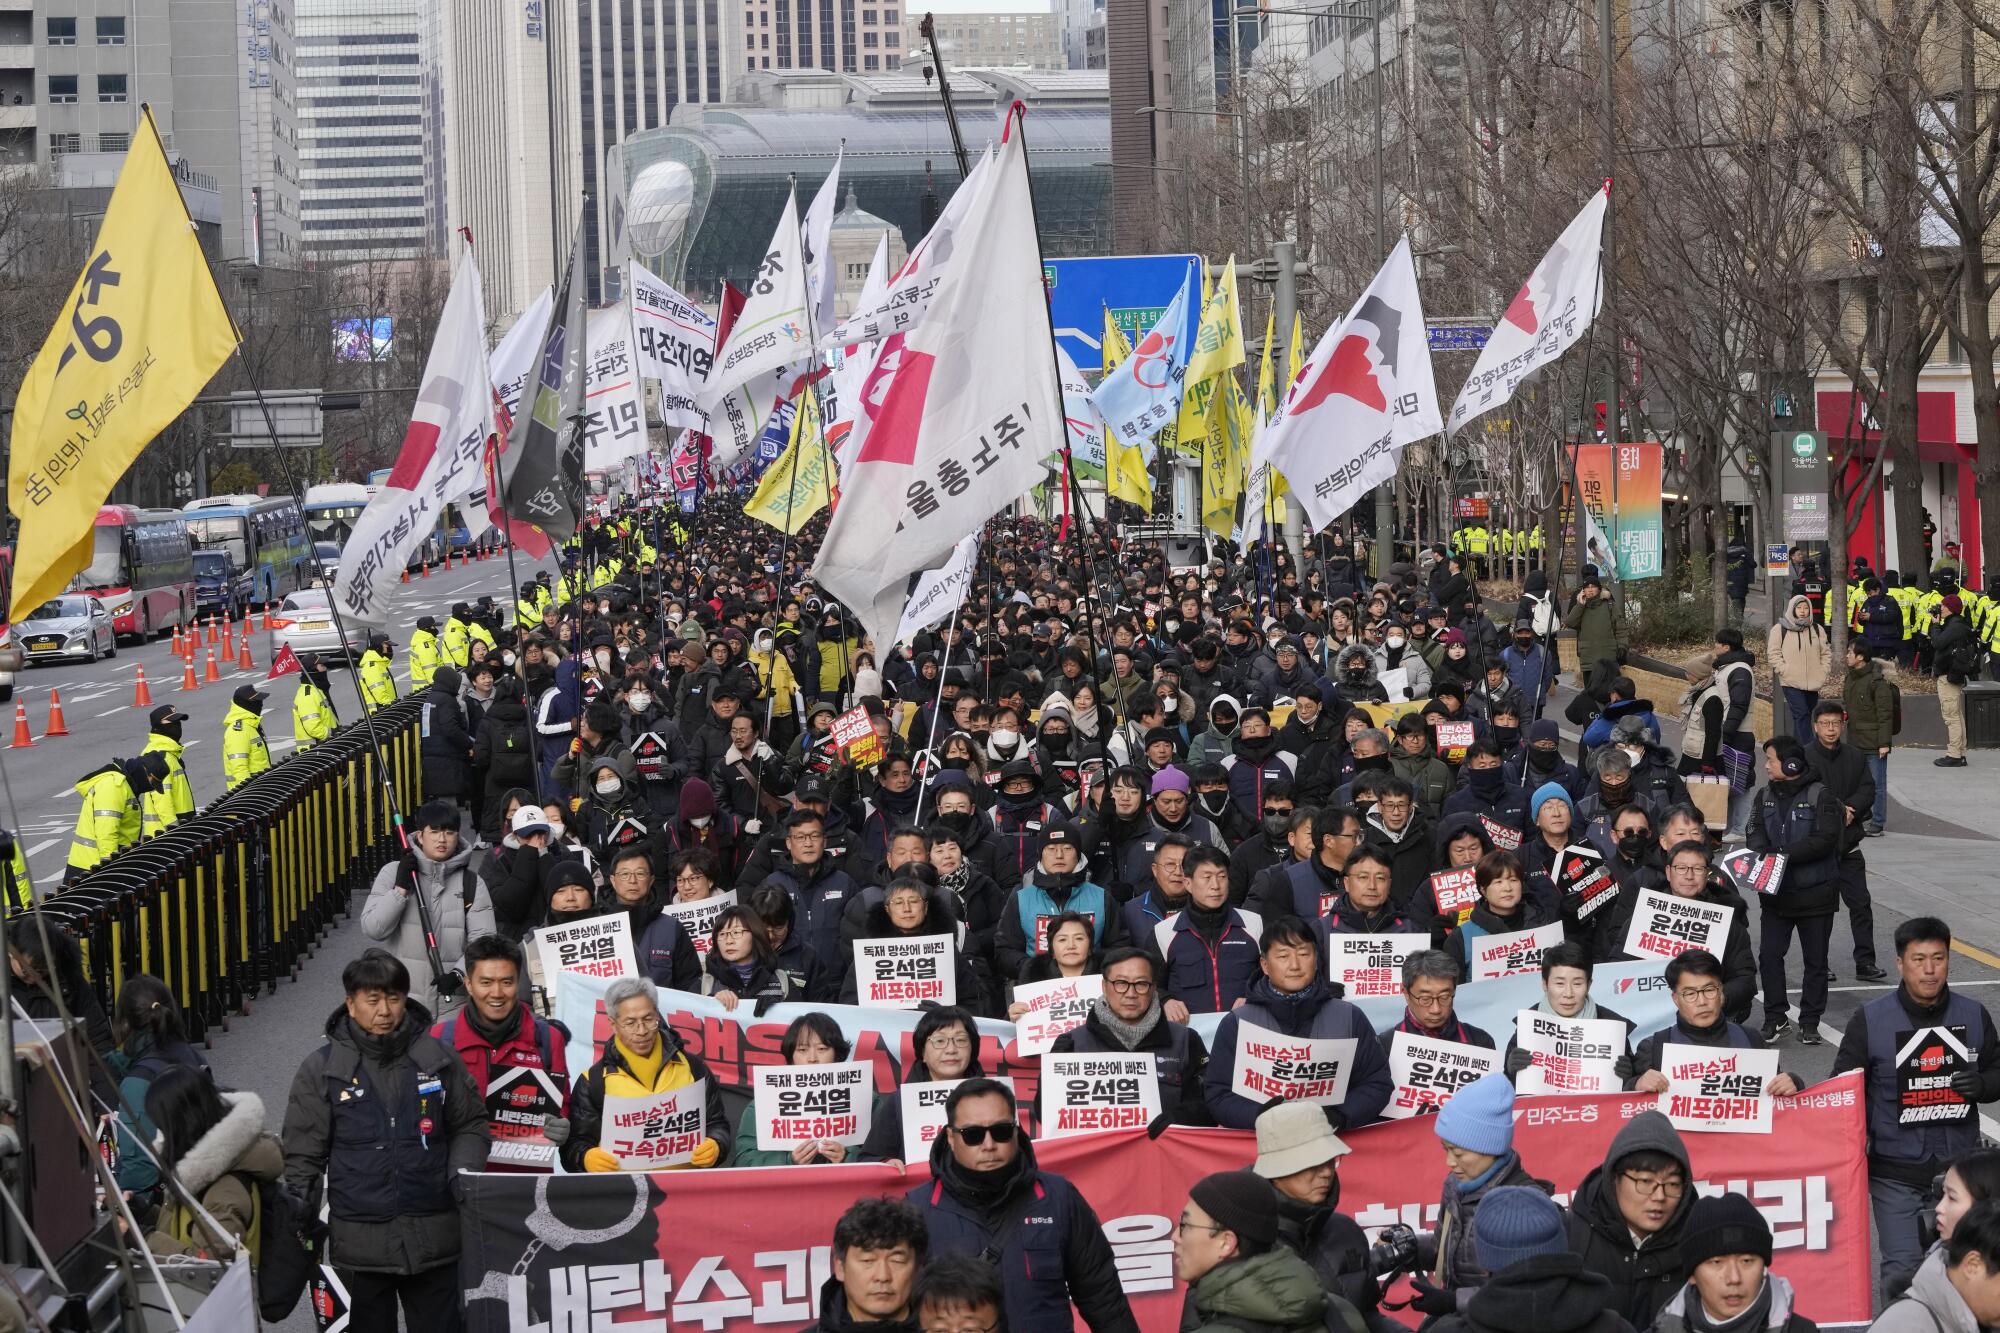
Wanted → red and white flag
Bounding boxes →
[813,112,1060,649]
[1446,182,1609,433]
[1251,235,1441,529]
[266,643,303,680]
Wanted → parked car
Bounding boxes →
[18,596,117,664]
[270,589,365,663]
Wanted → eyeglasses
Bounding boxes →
[715,925,751,941]
[675,873,710,886]
[950,1121,1018,1146]
[923,1319,1000,1333]
[1329,829,1361,841]
[1668,862,1707,875]
[1620,1172,1686,1199]
[1106,978,1155,995]
[789,830,825,842]
[1176,1217,1229,1237]
[613,1013,661,1032]
[926,1033,973,1051]
[1673,985,1722,1003]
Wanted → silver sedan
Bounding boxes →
[271,589,366,663]
[17,595,118,664]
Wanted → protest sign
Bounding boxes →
[535,914,638,985]
[1329,934,1426,998]
[1471,922,1564,980]
[1385,1032,1498,1119]
[1896,1026,1974,1124]
[1229,1026,1357,1105]
[1012,974,1104,1056]
[1041,1053,1163,1138]
[663,891,738,957]
[1719,846,1787,897]
[1478,815,1523,851]
[483,1067,566,1171]
[1622,889,1733,962]
[1434,721,1475,763]
[1516,1010,1626,1094]
[1429,869,1480,927]
[1658,1042,1780,1134]
[600,1082,708,1168]
[830,706,885,769]
[900,1076,1016,1164]
[1556,846,1620,925]
[852,934,957,1008]
[753,1061,873,1151]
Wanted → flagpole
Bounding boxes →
[912,571,972,825]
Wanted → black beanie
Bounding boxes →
[1188,1170,1278,1254]
[1680,1192,1772,1276]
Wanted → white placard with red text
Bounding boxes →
[899,1076,1016,1165]
[535,913,638,986]
[664,891,738,957]
[853,934,957,1008]
[752,1061,874,1151]
[1385,1031,1499,1120]
[1621,889,1733,963]
[1040,1053,1162,1138]
[1515,1009,1625,1094]
[599,1081,708,1168]
[1658,1042,1779,1134]
[1329,934,1426,998]
[1012,974,1104,1056]
[1471,922,1565,980]
[1430,868,1480,926]
[1229,1024,1357,1105]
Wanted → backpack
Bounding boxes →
[1526,591,1557,637]
[247,1174,317,1322]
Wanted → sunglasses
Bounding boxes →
[950,1121,1019,1146]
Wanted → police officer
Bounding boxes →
[407,616,441,689]
[138,705,194,839]
[440,602,473,669]
[0,828,28,912]
[66,753,168,883]
[222,683,272,790]
[359,632,399,709]
[293,652,337,751]
[468,596,499,657]
[513,583,541,632]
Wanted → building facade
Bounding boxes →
[738,0,901,75]
[293,0,431,259]
[900,10,1058,71]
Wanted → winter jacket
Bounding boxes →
[838,892,986,1012]
[1154,905,1263,1013]
[1428,1252,1637,1333]
[138,732,195,839]
[110,1035,211,1195]
[994,871,1130,980]
[1866,1251,1981,1333]
[535,661,586,786]
[1417,1151,1552,1296]
[1746,776,1844,918]
[1204,976,1393,1129]
[1564,1111,1697,1329]
[561,1029,733,1172]
[1184,1247,1343,1333]
[281,1002,489,1275]
[762,854,862,971]
[432,1003,571,1105]
[1651,1275,1818,1333]
[417,682,474,797]
[1502,641,1556,720]
[1832,983,2000,1189]
[697,947,805,1005]
[1627,1015,1773,1086]
[220,701,270,790]
[1364,807,1433,909]
[1370,642,1434,700]
[795,1274,919,1331]
[1272,1186,1381,1321]
[988,792,1066,888]
[1843,657,1898,753]
[1047,1003,1214,1126]
[358,842,495,1012]
[1933,613,1979,684]
[472,696,537,812]
[1564,595,1627,674]
[479,840,549,942]
[1768,612,1831,694]
[1604,878,1755,1020]
[145,1091,286,1263]
[1250,854,1348,928]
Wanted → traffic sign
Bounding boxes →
[1042,254,1200,375]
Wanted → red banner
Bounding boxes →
[460,1075,1869,1332]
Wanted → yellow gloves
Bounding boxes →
[687,1138,721,1169]
[583,1139,721,1172]
[583,1147,622,1173]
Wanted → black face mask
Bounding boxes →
[154,721,183,742]
[1468,766,1505,798]
[1493,724,1520,748]
[1617,831,1652,859]
[1354,752,1391,774]
[1527,746,1559,772]
[1514,637,1536,652]
[1261,812,1290,840]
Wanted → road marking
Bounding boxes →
[1953,938,2000,971]
[95,707,125,718]
[24,839,58,858]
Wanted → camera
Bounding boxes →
[1367,1223,1420,1279]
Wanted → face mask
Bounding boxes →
[1042,731,1071,756]
[595,651,613,672]
[1261,813,1290,840]
[1386,635,1405,649]
[1345,667,1369,682]
[1212,715,1237,736]
[1198,790,1230,816]
[991,728,1019,749]
[1617,831,1652,858]
[629,693,652,712]
[1493,724,1520,748]
[1527,746,1559,772]
[156,722,183,742]
[1161,697,1178,715]
[546,818,566,836]
[1621,746,1646,767]
[596,779,622,798]
[1468,766,1505,797]
[1354,752,1391,773]
[502,651,517,667]
[1514,638,1534,652]
[690,815,712,829]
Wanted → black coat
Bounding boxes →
[478,842,549,941]
[1563,1115,1697,1329]
[560,1030,734,1173]
[1272,1189,1383,1321]
[472,697,537,809]
[419,684,475,797]
[1428,1253,1637,1333]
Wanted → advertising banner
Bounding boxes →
[1572,443,1664,580]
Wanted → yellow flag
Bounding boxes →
[1102,307,1152,512]
[1185,258,1246,386]
[7,109,237,622]
[1202,375,1248,538]
[743,391,836,533]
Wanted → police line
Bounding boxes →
[458,1074,1871,1333]
[29,699,426,1040]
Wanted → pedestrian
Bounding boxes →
[65,752,167,883]
[1173,1169,1349,1333]
[992,819,1130,981]
[134,1066,284,1265]
[1045,946,1214,1126]
[1251,1101,1388,1326]
[280,949,488,1329]
[1156,844,1262,1013]
[1651,1192,1818,1333]
[107,974,211,1204]
[1624,950,1801,1094]
[1501,941,1633,1079]
[1842,641,1896,836]
[359,798,493,1015]
[221,683,271,790]
[1865,1199,2000,1333]
[429,934,570,1154]
[602,844,702,991]
[1768,595,1831,739]
[1747,736,1844,1044]
[1803,700,1887,982]
[906,1077,1137,1331]
[1563,1110,1697,1328]
[1931,594,1977,767]
[419,665,476,820]
[358,631,399,708]
[562,975,732,1171]
[1426,1186,1635,1333]
[1563,576,1627,686]
[736,1013,862,1166]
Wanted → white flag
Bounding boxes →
[334,252,492,622]
[894,532,980,647]
[490,286,554,423]
[824,146,993,348]
[629,262,718,434]
[703,187,812,413]
[1056,343,1105,469]
[1447,183,1609,434]
[828,230,893,477]
[580,302,648,471]
[814,121,1060,651]
[802,149,844,336]
[1252,235,1441,529]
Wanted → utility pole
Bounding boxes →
[1366,0,1391,579]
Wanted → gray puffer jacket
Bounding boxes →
[359,841,493,1013]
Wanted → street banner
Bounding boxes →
[1622,889,1734,963]
[628,262,717,433]
[1229,1027,1357,1105]
[851,935,957,1008]
[1329,934,1426,998]
[1572,444,1665,580]
[1011,974,1103,1057]
[580,302,648,471]
[663,891,737,957]
[829,705,885,769]
[899,1076,1014,1165]
[752,1061,873,1151]
[461,1074,1871,1333]
[599,1082,708,1169]
[535,914,638,985]
[1720,847,1787,898]
[1430,869,1480,926]
[1658,1042,1779,1134]
[893,532,980,648]
[1041,1053,1162,1138]
[484,1067,566,1171]
[496,219,587,543]
[1470,923,1564,981]
[1477,815,1523,851]
[1516,1009,1626,1094]
[1385,1032,1498,1120]
[1555,845,1620,925]
[1896,1026,1974,1124]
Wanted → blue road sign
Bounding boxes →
[1042,254,1201,375]
[1427,322,1494,352]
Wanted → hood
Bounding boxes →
[1575,1109,1694,1236]
[1191,1248,1329,1327]
[322,997,437,1054]
[487,695,529,723]
[223,701,263,729]
[1657,1273,1802,1333]
[1461,1252,1622,1333]
[677,776,717,822]
[171,1091,284,1196]
[1433,811,1495,859]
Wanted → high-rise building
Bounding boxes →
[294,0,433,259]
[901,10,1060,70]
[34,0,301,262]
[1104,0,1167,250]
[438,0,581,324]
[737,0,900,74]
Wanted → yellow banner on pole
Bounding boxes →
[743,391,836,534]
[1101,307,1152,512]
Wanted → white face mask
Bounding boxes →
[1161,697,1178,714]
[596,778,622,797]
[690,815,712,829]
[1387,634,1405,649]
[991,728,1019,749]
[1621,747,1645,766]
[595,651,613,672]
[629,693,652,711]
[546,818,565,836]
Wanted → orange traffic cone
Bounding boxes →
[8,701,32,748]
[421,560,430,579]
[171,624,184,656]
[133,665,153,708]
[43,689,68,737]
[221,616,234,655]
[237,622,254,671]
[206,615,218,646]
[262,606,275,631]
[203,648,221,684]
[401,566,410,584]
[181,653,200,691]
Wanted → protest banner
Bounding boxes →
[852,934,957,1008]
[1478,815,1523,851]
[483,1067,566,1171]
[1896,1026,1975,1124]
[1470,922,1564,980]
[1515,1009,1626,1094]
[1434,720,1475,763]
[1429,869,1480,927]
[1329,934,1426,998]
[1041,1053,1163,1138]
[1384,1032,1497,1120]
[829,705,884,769]
[1012,974,1104,1056]
[462,1075,1871,1333]
[1555,846,1620,925]
[599,1082,708,1169]
[1719,846,1787,897]
[1229,1026,1357,1105]
[899,1076,1016,1164]
[663,891,738,957]
[535,914,638,985]
[1622,889,1734,963]
[753,1061,873,1151]
[1658,1042,1780,1134]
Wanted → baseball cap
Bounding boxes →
[510,806,553,838]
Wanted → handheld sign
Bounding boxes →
[853,934,957,1008]
[1718,847,1787,897]
[1555,846,1620,925]
[1621,889,1733,962]
[900,1076,1016,1164]
[1515,1010,1625,1094]
[599,1081,708,1169]
[1434,720,1476,763]
[1229,1024,1357,1105]
[1328,934,1425,998]
[1012,974,1104,1057]
[752,1060,873,1151]
[1379,667,1411,702]
[1429,868,1480,927]
[484,1067,567,1171]
[1657,1042,1779,1134]
[830,705,885,770]
[663,890,738,957]
[1470,922,1564,981]
[1041,1053,1162,1138]
[1385,1032,1498,1120]
[535,914,638,985]
[1477,815,1523,851]
[1896,1026,1974,1125]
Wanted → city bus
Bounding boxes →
[302,482,371,548]
[180,495,310,606]
[67,505,197,641]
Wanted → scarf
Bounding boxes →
[938,1140,1032,1209]
[1090,995,1164,1049]
[464,1002,519,1050]
[614,1034,665,1088]
[1537,997,1600,1023]
[1072,705,1101,740]
[1683,1278,1774,1333]
[1184,899,1231,941]
[938,863,971,897]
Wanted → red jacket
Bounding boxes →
[433,1004,572,1111]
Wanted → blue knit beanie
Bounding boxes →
[1435,1070,1516,1156]
[1474,1186,1567,1273]
[1530,781,1572,822]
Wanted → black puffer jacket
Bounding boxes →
[1272,1180,1384,1323]
[1563,1111,1697,1329]
[1428,1253,1637,1333]
[419,675,475,798]
[472,696,537,810]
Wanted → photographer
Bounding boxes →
[1253,1102,1402,1331]
[359,799,493,1016]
